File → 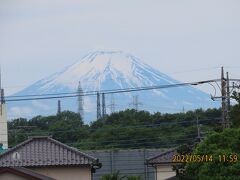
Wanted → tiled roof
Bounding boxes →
[146,149,178,165]
[0,136,101,168]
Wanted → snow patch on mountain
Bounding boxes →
[9,51,220,121]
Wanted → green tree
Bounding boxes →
[100,171,125,180]
[231,91,240,127]
[126,175,142,180]
[185,128,240,179]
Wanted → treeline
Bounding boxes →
[8,108,222,150]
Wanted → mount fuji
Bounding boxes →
[8,51,219,122]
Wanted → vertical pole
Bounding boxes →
[102,93,106,119]
[0,67,2,115]
[77,81,84,120]
[97,92,101,119]
[57,100,61,114]
[143,148,147,180]
[110,94,115,114]
[226,72,231,128]
[221,67,227,129]
[136,95,138,111]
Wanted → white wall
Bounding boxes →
[0,172,27,180]
[156,165,176,180]
[31,166,92,180]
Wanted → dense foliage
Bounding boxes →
[230,91,240,127]
[8,108,221,150]
[185,128,240,180]
[100,171,142,180]
[183,91,240,179]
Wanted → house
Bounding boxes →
[0,136,101,180]
[0,167,55,180]
[146,149,179,180]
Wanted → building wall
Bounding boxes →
[0,104,8,149]
[85,149,166,180]
[31,166,91,180]
[156,165,176,180]
[0,172,27,180]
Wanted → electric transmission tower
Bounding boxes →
[110,94,115,114]
[97,92,101,119]
[57,100,61,114]
[129,95,142,111]
[77,81,84,120]
[102,93,106,119]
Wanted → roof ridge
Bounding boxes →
[146,148,177,162]
[0,136,99,165]
[46,137,98,162]
[0,138,34,158]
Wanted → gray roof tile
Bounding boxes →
[0,136,100,168]
[146,149,178,165]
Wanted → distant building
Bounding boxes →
[0,136,101,180]
[146,149,178,180]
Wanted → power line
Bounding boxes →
[5,79,221,102]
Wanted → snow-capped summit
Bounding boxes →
[9,51,219,121]
[37,51,176,92]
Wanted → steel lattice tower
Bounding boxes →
[77,81,84,120]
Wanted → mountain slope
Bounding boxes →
[8,51,219,121]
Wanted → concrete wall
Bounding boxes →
[85,149,168,180]
[156,165,176,180]
[31,166,91,180]
[0,172,27,180]
[0,104,8,149]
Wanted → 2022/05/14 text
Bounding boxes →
[172,154,239,163]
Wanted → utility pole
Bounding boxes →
[226,72,231,127]
[0,67,8,148]
[0,66,2,115]
[221,67,226,129]
[97,92,101,119]
[210,67,232,129]
[102,93,106,119]
[221,67,231,129]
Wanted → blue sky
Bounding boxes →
[0,0,240,95]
